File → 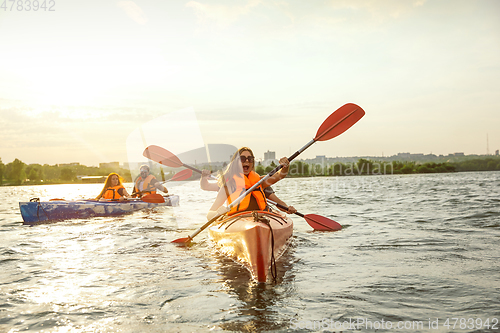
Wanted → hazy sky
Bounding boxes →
[1,0,499,166]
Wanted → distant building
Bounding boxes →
[58,162,80,167]
[79,176,107,183]
[496,150,499,156]
[99,162,120,169]
[263,150,277,167]
[454,152,465,156]
[264,150,275,161]
[311,155,326,164]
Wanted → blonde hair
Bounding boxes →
[218,147,254,189]
[96,173,124,199]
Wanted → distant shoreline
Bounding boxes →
[1,156,499,186]
[2,169,499,187]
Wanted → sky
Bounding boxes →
[1,0,499,167]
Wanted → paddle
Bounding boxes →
[143,147,340,231]
[161,168,193,182]
[139,193,166,203]
[267,199,342,231]
[142,146,217,179]
[142,146,217,180]
[170,103,365,244]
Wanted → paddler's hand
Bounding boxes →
[286,205,297,214]
[207,205,229,220]
[201,169,212,179]
[156,183,168,193]
[279,157,290,177]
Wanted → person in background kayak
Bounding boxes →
[96,173,131,201]
[132,164,169,198]
[200,169,297,215]
[206,147,292,220]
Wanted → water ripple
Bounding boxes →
[0,173,499,331]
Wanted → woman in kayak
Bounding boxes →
[206,147,291,220]
[201,170,297,215]
[96,173,131,201]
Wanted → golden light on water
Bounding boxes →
[31,184,103,202]
[26,235,113,306]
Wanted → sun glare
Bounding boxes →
[23,66,108,107]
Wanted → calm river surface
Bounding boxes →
[1,172,499,332]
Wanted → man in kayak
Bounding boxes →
[132,164,169,198]
[200,169,297,215]
[96,173,131,201]
[206,147,293,220]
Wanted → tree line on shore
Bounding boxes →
[255,157,500,177]
[0,158,132,186]
[1,156,499,185]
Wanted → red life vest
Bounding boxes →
[226,170,268,216]
[103,185,125,200]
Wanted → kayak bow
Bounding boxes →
[208,210,293,283]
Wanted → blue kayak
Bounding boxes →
[19,195,180,224]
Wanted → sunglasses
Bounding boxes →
[240,156,254,163]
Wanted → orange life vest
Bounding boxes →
[103,185,125,200]
[134,174,157,196]
[226,170,268,216]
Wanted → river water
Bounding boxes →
[1,172,499,332]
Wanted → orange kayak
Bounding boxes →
[208,210,293,283]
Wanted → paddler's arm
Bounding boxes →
[118,187,131,201]
[131,184,140,198]
[263,156,290,187]
[153,178,168,193]
[200,170,220,192]
[206,187,229,220]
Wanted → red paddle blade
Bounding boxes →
[171,236,192,244]
[304,214,342,231]
[143,145,183,168]
[141,193,165,203]
[170,169,193,181]
[314,103,365,142]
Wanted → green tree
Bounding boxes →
[255,164,265,175]
[487,160,497,171]
[26,164,44,183]
[417,165,431,173]
[400,164,414,174]
[6,158,26,185]
[289,161,309,176]
[42,164,61,181]
[356,159,374,175]
[311,163,327,176]
[263,161,277,174]
[0,158,4,184]
[330,162,346,176]
[60,168,76,182]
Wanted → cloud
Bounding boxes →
[117,1,148,25]
[186,0,262,27]
[184,0,428,28]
